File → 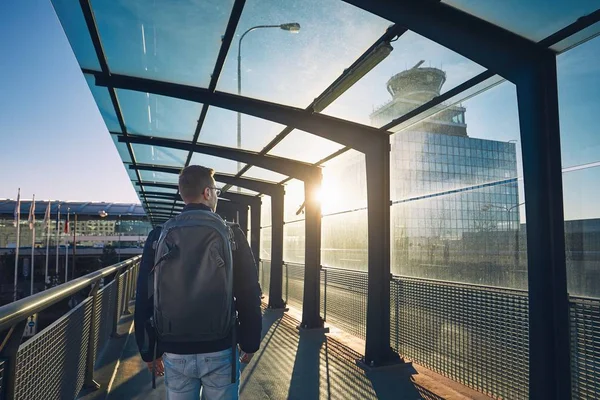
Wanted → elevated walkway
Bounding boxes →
[88,302,488,400]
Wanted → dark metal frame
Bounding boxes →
[344,0,572,396]
[72,0,600,392]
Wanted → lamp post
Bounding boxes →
[236,23,301,177]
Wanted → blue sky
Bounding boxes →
[0,0,598,221]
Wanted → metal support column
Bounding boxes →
[363,138,399,367]
[517,56,571,400]
[268,191,285,309]
[300,174,324,329]
[111,270,123,338]
[237,204,249,235]
[250,201,261,268]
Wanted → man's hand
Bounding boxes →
[146,357,164,376]
[239,350,254,364]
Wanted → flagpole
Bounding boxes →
[72,213,77,280]
[30,194,36,297]
[65,208,70,283]
[13,188,21,302]
[55,204,61,275]
[44,201,51,288]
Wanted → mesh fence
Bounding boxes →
[284,263,304,310]
[570,296,600,399]
[391,276,529,399]
[322,267,368,340]
[261,261,271,300]
[117,272,126,317]
[14,297,93,400]
[95,281,116,364]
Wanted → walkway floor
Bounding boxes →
[87,303,487,400]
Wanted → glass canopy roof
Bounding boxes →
[50,0,600,223]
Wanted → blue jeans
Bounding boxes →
[163,348,240,400]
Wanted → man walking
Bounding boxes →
[134,165,262,399]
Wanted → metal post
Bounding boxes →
[517,57,571,399]
[117,215,122,263]
[300,175,324,329]
[285,264,289,303]
[250,201,261,269]
[363,139,399,367]
[72,214,77,280]
[268,191,285,308]
[111,270,123,338]
[122,270,131,315]
[0,320,27,400]
[81,280,101,393]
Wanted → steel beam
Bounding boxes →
[342,0,546,84]
[517,57,570,399]
[96,75,388,154]
[137,182,261,206]
[130,164,284,195]
[250,199,261,268]
[300,175,324,328]
[121,135,319,182]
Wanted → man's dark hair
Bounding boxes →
[179,165,215,203]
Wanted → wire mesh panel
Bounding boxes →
[117,272,126,317]
[14,298,93,400]
[570,296,600,399]
[95,281,116,363]
[322,267,368,340]
[391,276,529,399]
[261,261,271,300]
[285,263,305,310]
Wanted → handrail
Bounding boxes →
[0,255,141,333]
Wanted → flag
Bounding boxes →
[64,209,70,234]
[43,201,52,229]
[13,188,21,227]
[56,204,61,230]
[28,195,36,230]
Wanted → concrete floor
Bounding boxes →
[83,303,485,400]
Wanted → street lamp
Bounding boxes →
[236,22,301,177]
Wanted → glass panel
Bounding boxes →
[217,0,392,107]
[116,89,201,139]
[131,144,187,166]
[322,209,368,271]
[323,31,485,126]
[261,195,271,227]
[111,136,132,163]
[51,0,101,70]
[85,75,122,132]
[283,180,305,223]
[189,153,238,175]
[139,170,178,184]
[268,130,344,163]
[200,107,286,151]
[284,220,305,264]
[127,168,138,182]
[443,0,599,42]
[391,81,527,289]
[242,166,288,182]
[563,167,600,297]
[140,185,176,194]
[558,37,600,168]
[559,36,600,298]
[260,227,272,260]
[321,150,367,215]
[90,0,235,87]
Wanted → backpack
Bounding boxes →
[152,210,237,343]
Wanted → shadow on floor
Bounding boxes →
[104,306,445,399]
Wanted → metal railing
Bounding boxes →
[271,263,600,399]
[0,256,140,400]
